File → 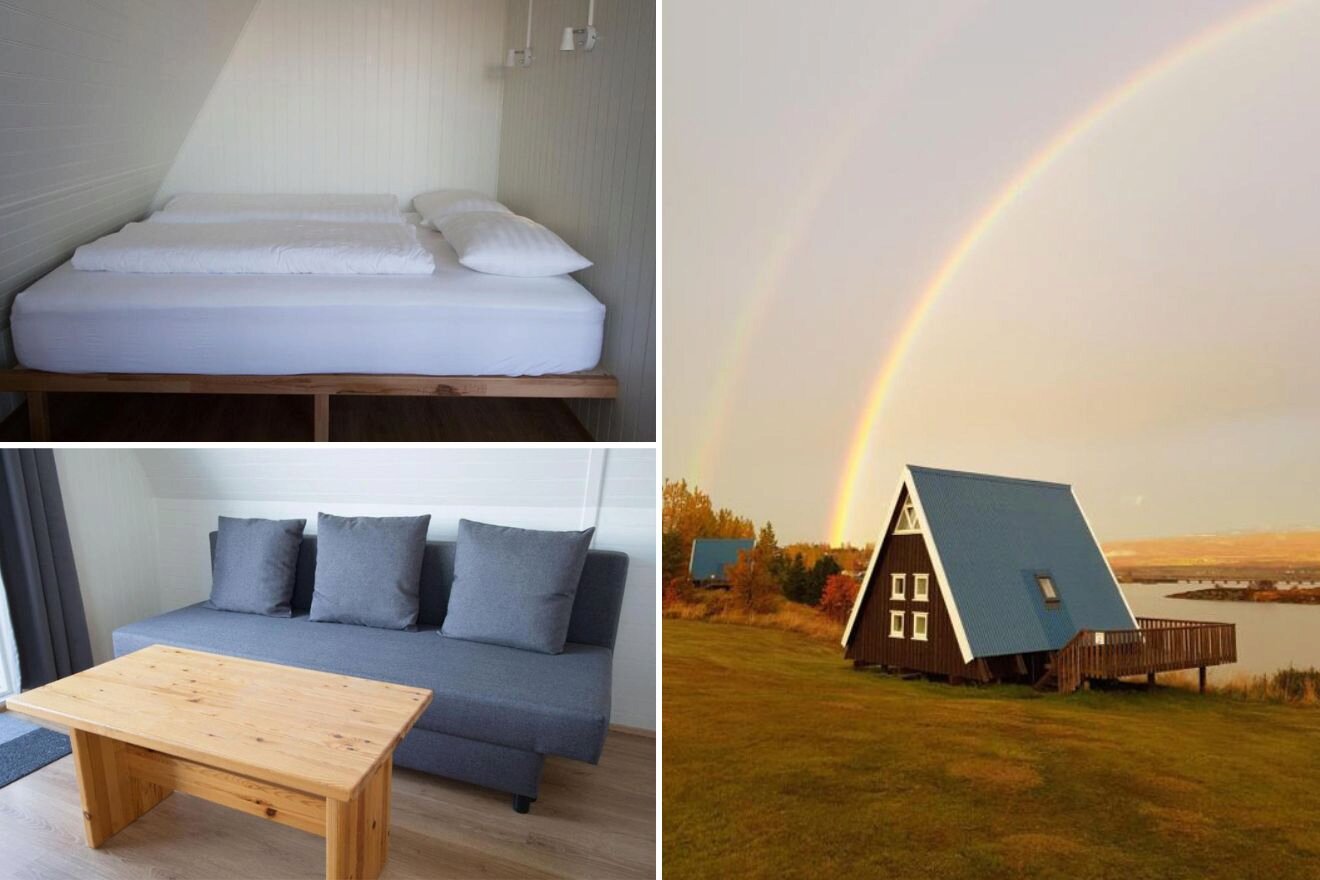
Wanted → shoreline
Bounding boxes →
[1164,586,1320,605]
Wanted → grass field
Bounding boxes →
[664,619,1320,880]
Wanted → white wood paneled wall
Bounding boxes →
[0,0,254,414]
[498,0,656,441]
[157,0,507,206]
[53,450,160,665]
[53,449,657,731]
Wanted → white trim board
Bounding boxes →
[904,467,975,664]
[840,475,905,647]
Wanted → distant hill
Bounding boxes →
[1104,530,1320,582]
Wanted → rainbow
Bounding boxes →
[827,0,1299,546]
[689,1,982,486]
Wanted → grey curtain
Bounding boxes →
[0,450,92,689]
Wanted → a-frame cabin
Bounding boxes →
[842,466,1237,692]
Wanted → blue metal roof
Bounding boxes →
[689,538,754,581]
[909,465,1135,657]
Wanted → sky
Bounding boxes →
[663,0,1320,546]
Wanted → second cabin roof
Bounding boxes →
[689,538,754,580]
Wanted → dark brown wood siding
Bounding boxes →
[845,487,989,680]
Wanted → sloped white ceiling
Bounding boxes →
[0,0,256,357]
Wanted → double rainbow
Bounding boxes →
[826,0,1299,546]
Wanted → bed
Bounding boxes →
[0,202,615,440]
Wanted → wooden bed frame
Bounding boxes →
[0,368,617,441]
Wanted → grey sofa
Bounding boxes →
[112,533,628,813]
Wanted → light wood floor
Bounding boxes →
[0,393,593,441]
[0,731,654,879]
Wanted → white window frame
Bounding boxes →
[893,500,921,534]
[1036,573,1059,604]
[890,573,906,600]
[889,610,905,639]
[913,573,930,602]
[0,567,20,701]
[912,611,929,641]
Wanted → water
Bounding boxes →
[1120,582,1320,681]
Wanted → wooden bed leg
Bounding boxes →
[313,394,330,442]
[27,391,50,441]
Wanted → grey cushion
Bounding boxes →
[210,532,631,648]
[111,604,612,763]
[309,513,430,630]
[441,519,594,654]
[206,517,306,617]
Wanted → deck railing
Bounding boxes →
[1054,617,1237,694]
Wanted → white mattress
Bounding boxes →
[13,226,604,376]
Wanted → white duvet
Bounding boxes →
[71,221,437,275]
[155,193,403,224]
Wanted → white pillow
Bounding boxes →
[436,212,591,277]
[412,189,511,227]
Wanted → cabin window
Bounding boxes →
[912,612,929,641]
[1036,574,1060,605]
[894,500,921,534]
[890,573,906,600]
[913,574,929,601]
[889,610,905,638]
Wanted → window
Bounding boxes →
[894,500,921,534]
[913,573,930,601]
[890,573,906,600]
[912,612,929,641]
[889,610,905,638]
[1036,574,1060,605]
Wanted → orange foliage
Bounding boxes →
[727,549,780,614]
[663,575,695,608]
[818,574,860,622]
[663,479,754,545]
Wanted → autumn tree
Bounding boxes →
[663,480,754,541]
[662,479,754,581]
[661,531,689,583]
[662,575,695,608]
[781,552,810,603]
[757,521,787,586]
[800,554,842,606]
[727,542,780,615]
[818,573,860,622]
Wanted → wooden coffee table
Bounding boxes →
[7,644,432,880]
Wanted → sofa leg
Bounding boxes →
[512,794,535,814]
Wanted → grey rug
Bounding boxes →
[0,723,71,788]
[0,710,37,742]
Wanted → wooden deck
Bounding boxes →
[1049,617,1237,694]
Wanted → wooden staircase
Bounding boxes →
[1033,652,1059,692]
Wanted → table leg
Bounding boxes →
[70,729,171,848]
[326,758,390,880]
